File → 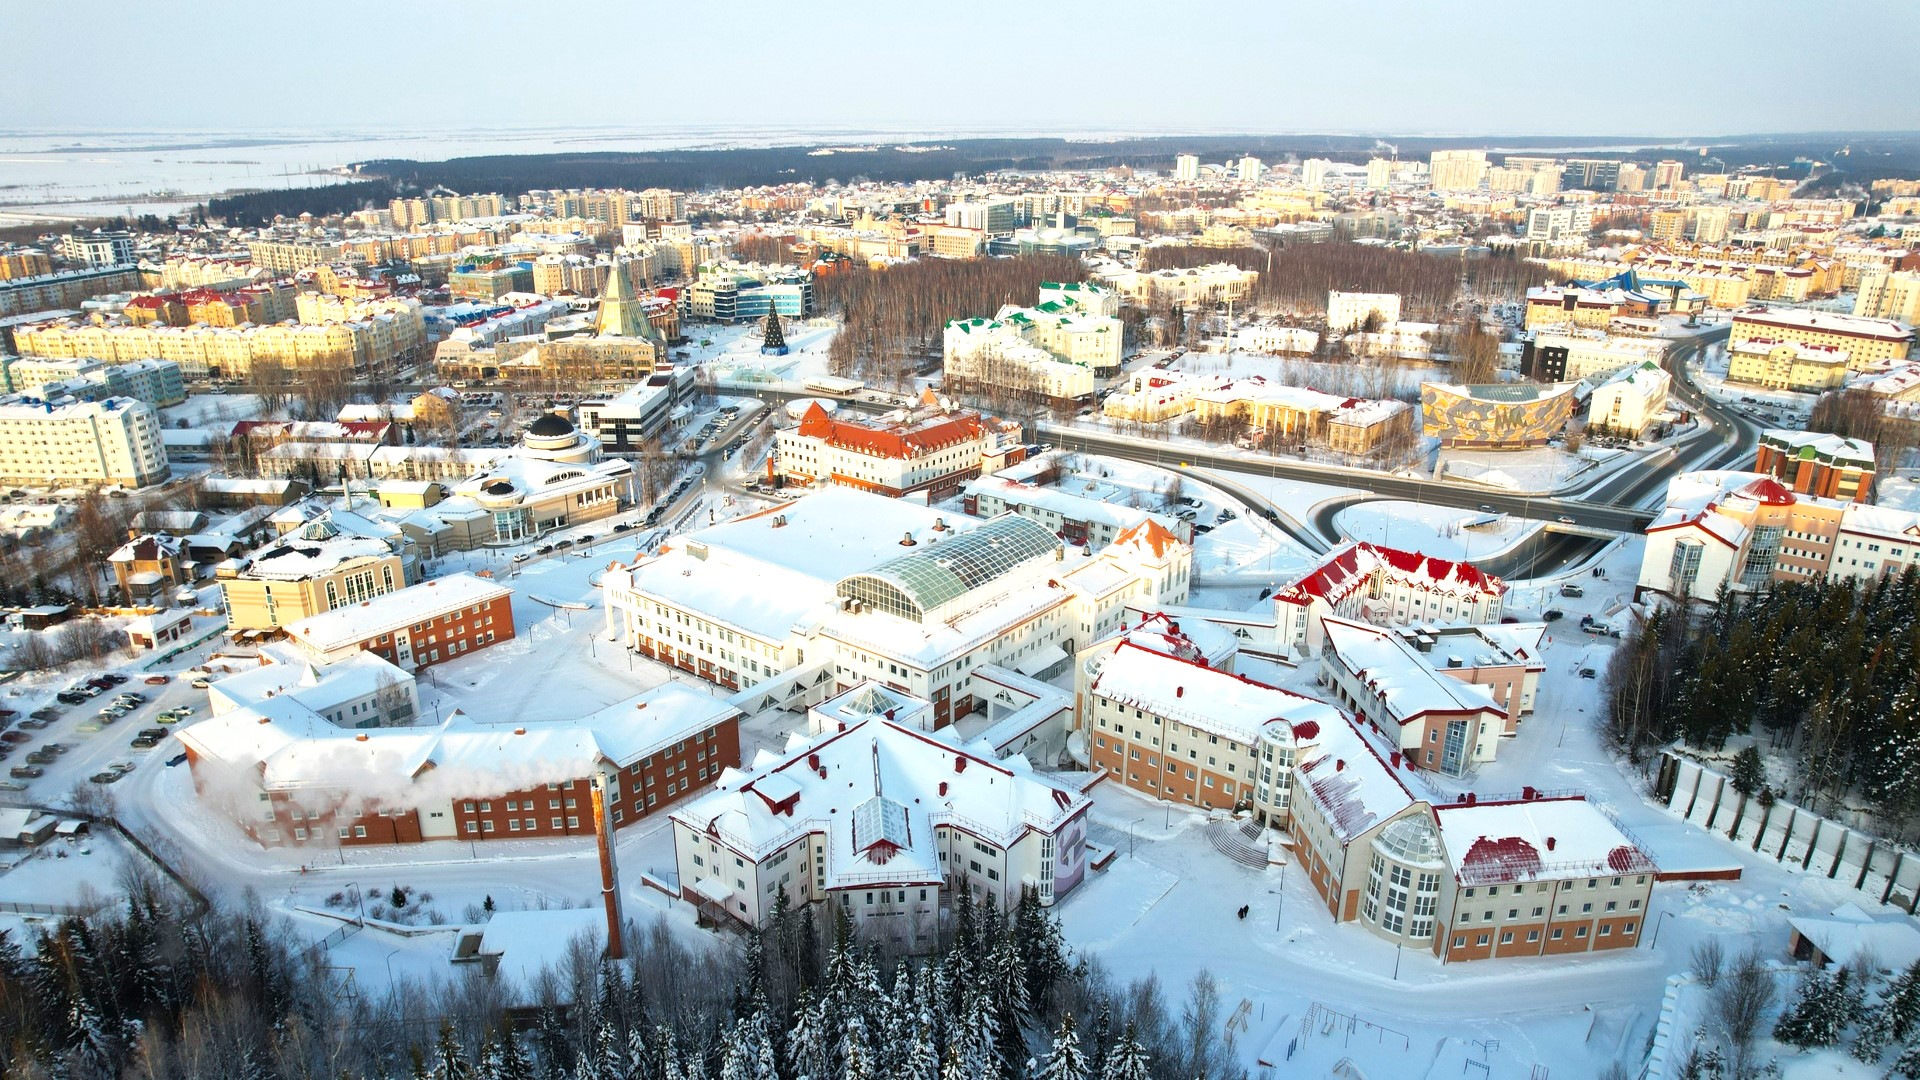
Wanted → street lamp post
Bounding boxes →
[383,948,401,994]
[1127,817,1144,860]
[1651,909,1677,949]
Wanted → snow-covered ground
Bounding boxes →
[159,392,266,431]
[1437,445,1625,494]
[683,319,838,386]
[1332,499,1542,563]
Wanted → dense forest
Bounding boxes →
[1138,243,1548,319]
[1603,571,1920,832]
[342,134,1794,199]
[0,876,1246,1080]
[816,256,1086,388]
[207,181,401,227]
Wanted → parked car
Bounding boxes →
[536,544,554,555]
[18,718,51,731]
[104,673,128,685]
[613,522,633,533]
[89,772,122,784]
[166,753,188,767]
[56,692,88,706]
[1560,583,1585,597]
[1542,609,1565,622]
[8,766,43,779]
[144,675,170,685]
[25,750,55,765]
[0,732,30,745]
[1580,668,1598,679]
[29,707,59,721]
[138,727,168,740]
[190,677,211,689]
[130,736,160,749]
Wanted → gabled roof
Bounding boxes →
[1275,541,1507,609]
[793,403,984,460]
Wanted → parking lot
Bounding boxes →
[0,668,209,804]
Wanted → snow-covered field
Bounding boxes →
[1332,499,1542,562]
[1438,445,1623,493]
[685,319,838,386]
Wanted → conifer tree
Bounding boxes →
[1035,1012,1091,1080]
[1101,1022,1151,1080]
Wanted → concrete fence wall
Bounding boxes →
[1657,751,1920,913]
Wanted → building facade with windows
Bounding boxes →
[1754,430,1876,503]
[219,517,414,630]
[604,490,1191,729]
[178,679,738,848]
[283,572,514,670]
[1730,308,1913,368]
[669,691,1089,950]
[0,395,169,489]
[775,401,1019,501]
[1636,470,1920,607]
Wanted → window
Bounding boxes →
[465,822,479,834]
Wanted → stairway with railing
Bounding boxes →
[1206,816,1272,869]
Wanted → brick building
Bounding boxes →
[282,572,514,670]
[177,679,739,848]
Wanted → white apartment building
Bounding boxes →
[1429,150,1489,192]
[1328,291,1404,332]
[669,689,1091,950]
[1238,156,1265,183]
[0,395,169,488]
[1588,361,1672,437]
[1175,154,1201,182]
[1525,206,1593,243]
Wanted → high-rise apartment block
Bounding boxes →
[1428,150,1489,192]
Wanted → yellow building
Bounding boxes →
[218,525,410,631]
[1730,308,1913,368]
[1856,271,1920,325]
[1725,339,1850,392]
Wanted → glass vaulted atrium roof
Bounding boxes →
[836,514,1061,623]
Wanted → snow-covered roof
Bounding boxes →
[1434,796,1655,887]
[673,704,1088,891]
[283,573,510,653]
[1321,617,1506,726]
[183,682,737,805]
[1275,541,1507,610]
[1089,640,1343,746]
[963,473,1182,536]
[1787,904,1920,972]
[207,648,411,719]
[1294,713,1420,844]
[1734,306,1914,342]
[614,490,981,643]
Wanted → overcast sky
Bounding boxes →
[3,0,1913,138]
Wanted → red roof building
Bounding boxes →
[775,402,1012,500]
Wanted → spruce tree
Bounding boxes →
[1102,1023,1151,1080]
[1035,1013,1091,1080]
[1774,967,1841,1049]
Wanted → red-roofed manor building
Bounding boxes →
[1273,541,1508,658]
[774,400,1023,501]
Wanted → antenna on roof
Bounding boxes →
[872,740,883,797]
